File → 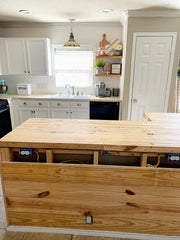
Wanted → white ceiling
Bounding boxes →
[0,0,180,22]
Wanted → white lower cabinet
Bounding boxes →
[50,100,89,120]
[13,99,89,128]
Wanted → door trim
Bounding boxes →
[128,32,177,120]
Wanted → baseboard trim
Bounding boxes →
[7,226,180,240]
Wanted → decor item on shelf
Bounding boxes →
[94,60,106,74]
[111,63,122,74]
[104,63,111,75]
[98,33,110,56]
[64,19,80,48]
[105,38,122,56]
[0,79,8,95]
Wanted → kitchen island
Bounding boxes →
[0,115,180,236]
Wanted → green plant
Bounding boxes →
[178,67,180,76]
[94,60,106,68]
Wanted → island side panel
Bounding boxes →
[1,162,180,236]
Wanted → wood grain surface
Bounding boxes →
[1,118,180,153]
[1,162,180,235]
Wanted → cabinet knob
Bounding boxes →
[77,104,81,106]
[70,112,72,114]
[24,71,26,73]
[28,71,30,73]
[31,110,33,113]
[23,102,27,105]
[132,99,137,103]
[66,112,69,114]
[57,103,61,106]
[38,102,42,105]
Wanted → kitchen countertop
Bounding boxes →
[1,115,180,153]
[0,94,122,102]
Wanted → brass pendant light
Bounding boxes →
[64,19,80,48]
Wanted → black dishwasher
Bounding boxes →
[90,102,119,120]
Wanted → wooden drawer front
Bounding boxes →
[16,100,36,107]
[70,101,89,109]
[33,100,49,108]
[51,101,69,108]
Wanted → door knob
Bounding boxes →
[132,99,137,103]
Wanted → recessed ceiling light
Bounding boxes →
[101,9,113,13]
[19,10,31,14]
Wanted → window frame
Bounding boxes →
[52,44,96,90]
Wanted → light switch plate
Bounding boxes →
[85,216,93,224]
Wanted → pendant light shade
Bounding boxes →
[64,19,80,48]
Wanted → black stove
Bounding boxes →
[0,99,12,138]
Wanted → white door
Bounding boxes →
[51,109,69,119]
[26,39,48,75]
[5,39,27,75]
[19,108,35,124]
[130,36,173,121]
[36,108,50,118]
[70,110,89,119]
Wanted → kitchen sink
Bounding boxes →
[51,95,91,99]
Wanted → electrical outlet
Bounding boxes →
[19,148,34,156]
[85,216,93,224]
[166,153,180,162]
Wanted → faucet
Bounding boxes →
[65,84,75,95]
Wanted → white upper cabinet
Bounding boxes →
[26,39,51,75]
[5,38,27,75]
[1,38,52,76]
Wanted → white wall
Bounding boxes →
[0,22,123,95]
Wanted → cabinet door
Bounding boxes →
[0,39,8,74]
[19,108,34,124]
[5,39,27,75]
[70,110,89,119]
[36,108,50,118]
[51,109,69,119]
[26,39,51,76]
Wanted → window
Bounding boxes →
[54,49,93,87]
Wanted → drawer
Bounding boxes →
[16,100,36,107]
[51,101,69,108]
[70,101,89,109]
[33,100,49,108]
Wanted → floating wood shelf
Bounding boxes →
[96,55,122,59]
[95,74,121,77]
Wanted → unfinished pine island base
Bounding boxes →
[0,113,180,237]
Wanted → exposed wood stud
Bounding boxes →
[140,153,147,167]
[46,150,53,163]
[93,151,99,165]
[2,148,13,162]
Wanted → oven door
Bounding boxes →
[0,107,12,138]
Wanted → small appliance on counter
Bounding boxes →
[95,82,106,97]
[17,83,32,95]
[0,79,8,95]
[112,88,120,97]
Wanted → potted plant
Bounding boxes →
[94,60,106,74]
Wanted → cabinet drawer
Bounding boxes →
[70,101,89,109]
[34,100,49,108]
[51,101,69,108]
[16,100,36,107]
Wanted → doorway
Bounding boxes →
[129,32,176,121]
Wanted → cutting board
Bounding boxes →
[99,34,110,49]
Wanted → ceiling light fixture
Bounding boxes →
[19,9,31,14]
[64,19,80,48]
[101,9,113,13]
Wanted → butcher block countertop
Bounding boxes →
[1,114,180,153]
